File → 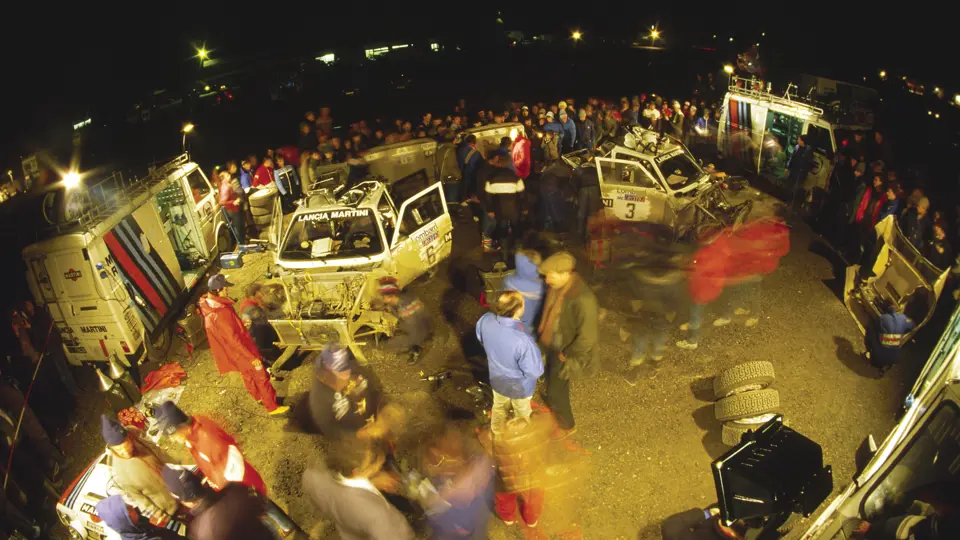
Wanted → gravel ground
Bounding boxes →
[51,189,925,539]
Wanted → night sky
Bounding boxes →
[0,5,951,167]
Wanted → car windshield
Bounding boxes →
[280,208,384,261]
[656,152,705,190]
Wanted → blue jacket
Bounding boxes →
[239,169,253,190]
[476,313,543,398]
[458,144,484,187]
[503,253,544,336]
[560,117,577,146]
[877,199,902,222]
[868,309,915,368]
[96,495,175,540]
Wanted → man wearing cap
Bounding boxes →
[308,343,386,439]
[198,274,288,415]
[537,252,598,439]
[100,414,180,521]
[94,495,181,540]
[161,466,275,540]
[156,401,268,496]
[376,277,431,365]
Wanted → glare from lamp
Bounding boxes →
[196,47,209,60]
[62,171,82,189]
[879,70,887,78]
[182,123,195,133]
[955,94,960,105]
[723,65,734,74]
[572,31,582,41]
[650,29,660,40]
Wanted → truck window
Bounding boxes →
[805,125,833,156]
[186,170,212,204]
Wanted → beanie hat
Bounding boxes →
[320,343,352,373]
[156,401,190,435]
[101,414,128,446]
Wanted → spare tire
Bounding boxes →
[248,187,278,225]
[713,361,775,399]
[714,389,780,422]
[720,413,779,446]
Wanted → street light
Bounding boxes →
[879,70,887,79]
[954,94,960,105]
[572,30,582,41]
[181,123,195,154]
[650,29,661,41]
[62,171,81,190]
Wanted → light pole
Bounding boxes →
[723,64,734,88]
[181,123,195,155]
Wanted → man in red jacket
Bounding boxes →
[251,156,275,188]
[198,273,288,415]
[511,128,531,180]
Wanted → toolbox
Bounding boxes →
[219,252,243,269]
[177,308,207,349]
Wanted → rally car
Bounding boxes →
[56,452,190,539]
[563,125,752,241]
[266,171,453,361]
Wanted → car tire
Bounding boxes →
[713,361,776,399]
[714,389,780,422]
[146,327,173,363]
[721,421,759,446]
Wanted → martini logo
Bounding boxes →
[64,269,82,281]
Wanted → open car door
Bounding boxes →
[595,157,671,227]
[390,182,453,288]
[269,194,284,254]
[844,215,949,342]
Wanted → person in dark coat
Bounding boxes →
[900,197,931,251]
[240,305,282,367]
[865,298,915,373]
[925,220,954,270]
[557,110,577,154]
[480,153,525,253]
[94,495,181,540]
[786,135,814,208]
[538,252,598,439]
[307,343,386,440]
[161,467,275,540]
[572,164,603,243]
[376,277,432,364]
[457,134,484,203]
[576,109,596,151]
[302,436,414,540]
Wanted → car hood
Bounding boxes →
[844,215,948,341]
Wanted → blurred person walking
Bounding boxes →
[480,153,525,254]
[484,414,553,536]
[162,467,275,540]
[504,250,545,337]
[538,252,598,439]
[477,291,544,435]
[375,277,432,365]
[307,343,389,440]
[511,128,532,181]
[198,274,288,415]
[217,171,245,245]
[302,436,414,540]
[94,495,181,540]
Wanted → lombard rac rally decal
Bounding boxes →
[412,225,451,266]
[612,192,651,221]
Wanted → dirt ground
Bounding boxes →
[52,188,925,539]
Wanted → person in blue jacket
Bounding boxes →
[457,134,484,204]
[503,250,544,337]
[94,495,181,540]
[273,153,301,203]
[866,298,915,373]
[557,110,577,154]
[476,290,544,436]
[543,111,564,149]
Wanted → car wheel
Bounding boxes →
[720,414,780,446]
[713,361,776,399]
[146,327,173,363]
[714,388,780,422]
[216,225,235,254]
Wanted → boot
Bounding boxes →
[482,235,500,253]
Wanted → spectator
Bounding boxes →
[217,171,245,244]
[198,274,288,415]
[511,128,531,180]
[486,415,552,533]
[100,414,179,520]
[495,136,515,171]
[572,164,603,243]
[316,107,333,136]
[480,153,525,253]
[477,291,544,435]
[238,160,253,191]
[926,219,954,269]
[543,111,563,147]
[669,101,685,138]
[538,252,598,440]
[504,250,544,337]
[240,305,282,367]
[273,153,301,203]
[602,109,619,138]
[457,134,484,204]
[252,156,274,188]
[900,196,931,250]
[846,131,867,164]
[94,496,181,540]
[865,298,914,373]
[558,110,577,153]
[877,181,904,221]
[376,277,432,365]
[297,122,315,154]
[577,109,596,151]
[161,468,274,540]
[642,102,661,130]
[870,130,895,169]
[302,437,414,540]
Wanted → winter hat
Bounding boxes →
[320,343,352,373]
[162,466,207,502]
[377,277,400,296]
[854,162,866,174]
[545,111,554,119]
[539,251,576,274]
[101,414,128,446]
[207,273,234,291]
[156,401,190,435]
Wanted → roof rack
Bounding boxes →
[727,76,824,117]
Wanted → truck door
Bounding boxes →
[802,123,836,193]
[390,182,453,288]
[183,168,217,253]
[596,158,669,227]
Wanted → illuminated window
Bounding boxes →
[316,53,335,64]
[430,43,439,52]
[364,47,389,59]
[391,44,410,50]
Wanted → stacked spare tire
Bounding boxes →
[713,361,781,446]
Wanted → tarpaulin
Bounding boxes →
[141,362,187,392]
[689,219,790,305]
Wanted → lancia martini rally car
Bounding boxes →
[563,125,752,241]
[265,168,453,360]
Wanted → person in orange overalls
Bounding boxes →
[197,273,288,415]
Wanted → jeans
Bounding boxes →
[491,391,533,435]
[544,352,574,430]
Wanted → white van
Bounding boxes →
[22,154,227,367]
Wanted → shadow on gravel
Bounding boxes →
[810,239,848,302]
[692,404,728,459]
[833,336,882,379]
[637,521,662,539]
[690,377,716,402]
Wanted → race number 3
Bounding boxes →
[625,203,636,219]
